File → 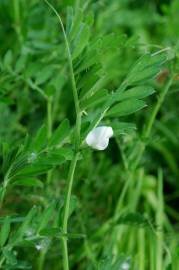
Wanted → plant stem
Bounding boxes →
[156,169,164,270]
[27,79,48,100]
[47,97,52,139]
[44,0,81,150]
[37,98,53,270]
[62,153,79,270]
[114,78,173,218]
[47,96,53,185]
[13,0,23,44]
[37,249,47,270]
[45,2,81,269]
[132,78,173,170]
[138,228,145,270]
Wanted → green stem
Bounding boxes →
[27,79,48,101]
[47,96,53,185]
[138,228,145,270]
[156,169,164,270]
[114,78,173,219]
[37,249,47,270]
[37,98,53,270]
[114,173,131,218]
[45,2,81,270]
[62,153,79,270]
[13,0,23,44]
[0,187,6,210]
[45,0,81,150]
[132,78,173,170]
[47,97,52,139]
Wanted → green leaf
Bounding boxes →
[2,248,17,266]
[65,232,86,239]
[39,227,60,237]
[35,66,54,85]
[126,52,167,84]
[30,125,47,152]
[72,23,90,60]
[85,11,94,26]
[11,207,37,244]
[2,142,11,174]
[3,50,13,69]
[107,99,146,117]
[130,53,166,74]
[10,260,32,269]
[50,148,73,160]
[12,178,44,188]
[16,163,52,177]
[69,9,83,40]
[111,121,136,135]
[75,34,126,74]
[37,204,55,233]
[116,86,155,101]
[128,66,160,84]
[75,49,99,73]
[0,216,25,224]
[77,66,99,92]
[80,89,109,109]
[15,148,71,177]
[80,75,107,100]
[40,228,85,239]
[39,152,65,165]
[15,54,27,73]
[8,153,29,179]
[116,212,150,228]
[0,216,10,247]
[48,119,70,147]
[69,195,79,218]
[66,6,73,35]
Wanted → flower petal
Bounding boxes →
[85,126,113,150]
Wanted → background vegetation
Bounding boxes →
[0,0,179,269]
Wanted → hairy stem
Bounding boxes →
[45,1,81,269]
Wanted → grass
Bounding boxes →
[0,0,179,269]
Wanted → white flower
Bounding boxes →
[85,126,113,150]
[121,262,130,270]
[35,244,43,251]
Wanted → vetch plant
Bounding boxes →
[0,0,178,270]
[44,1,171,270]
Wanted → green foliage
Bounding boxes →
[116,85,155,101]
[0,216,10,247]
[48,119,70,147]
[107,99,147,117]
[0,0,179,270]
